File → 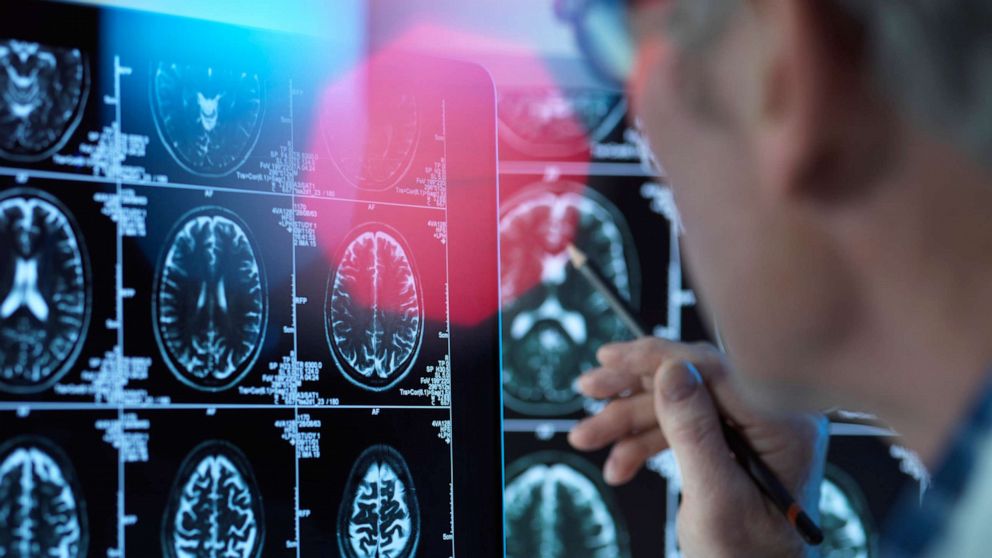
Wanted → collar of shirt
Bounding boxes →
[881,372,992,558]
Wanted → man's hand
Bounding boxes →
[568,338,828,558]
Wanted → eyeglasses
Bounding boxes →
[555,0,636,87]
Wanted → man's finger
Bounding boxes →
[603,429,668,485]
[576,366,644,399]
[597,337,696,378]
[568,393,658,451]
[653,360,739,495]
[600,338,759,427]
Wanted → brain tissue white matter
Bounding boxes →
[499,185,638,416]
[0,438,86,558]
[326,226,423,391]
[504,454,629,558]
[151,63,263,176]
[155,208,265,391]
[0,39,88,161]
[164,441,263,558]
[0,189,89,393]
[338,445,419,558]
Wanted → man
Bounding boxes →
[565,0,992,556]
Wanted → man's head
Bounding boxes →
[626,0,992,411]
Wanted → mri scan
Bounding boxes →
[151,62,264,176]
[0,436,88,558]
[321,83,419,191]
[0,188,90,393]
[820,467,876,558]
[0,39,89,161]
[153,207,266,391]
[504,451,630,558]
[338,444,420,558]
[163,440,264,558]
[498,89,626,158]
[325,224,424,392]
[500,182,640,416]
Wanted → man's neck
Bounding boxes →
[834,132,992,465]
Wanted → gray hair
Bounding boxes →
[668,0,992,164]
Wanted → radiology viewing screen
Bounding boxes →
[0,2,504,557]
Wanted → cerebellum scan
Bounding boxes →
[151,62,264,176]
[504,451,630,558]
[0,188,90,394]
[0,436,88,558]
[498,89,626,158]
[500,183,639,416]
[0,39,89,162]
[338,444,420,558]
[321,84,419,191]
[153,206,267,391]
[325,224,424,392]
[819,467,876,558]
[163,440,264,558]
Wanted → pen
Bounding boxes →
[567,243,824,546]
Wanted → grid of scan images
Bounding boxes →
[495,83,925,558]
[0,4,495,558]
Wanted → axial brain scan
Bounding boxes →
[498,89,626,158]
[163,441,264,558]
[819,469,875,558]
[321,84,419,191]
[338,444,420,558]
[325,224,423,391]
[0,437,88,558]
[0,188,90,393]
[0,39,88,161]
[504,451,630,558]
[500,183,639,416]
[154,207,266,391]
[151,62,264,176]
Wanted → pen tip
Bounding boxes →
[566,243,587,268]
[795,511,824,546]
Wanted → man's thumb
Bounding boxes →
[654,361,736,494]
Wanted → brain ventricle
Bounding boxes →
[156,208,266,391]
[0,189,89,394]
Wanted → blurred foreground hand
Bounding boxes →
[569,338,828,558]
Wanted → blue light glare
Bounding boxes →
[65,0,365,40]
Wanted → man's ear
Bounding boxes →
[750,0,884,202]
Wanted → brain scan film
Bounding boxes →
[325,224,424,392]
[498,89,626,158]
[0,436,88,558]
[0,39,89,161]
[151,62,264,176]
[163,441,264,558]
[338,444,420,558]
[153,207,266,391]
[819,468,875,558]
[504,451,630,558]
[321,82,419,191]
[500,183,639,416]
[0,188,90,394]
